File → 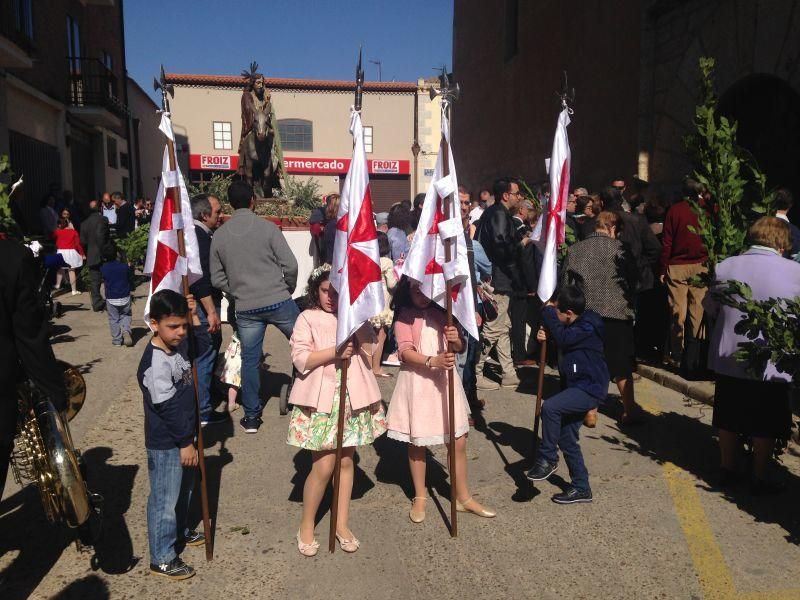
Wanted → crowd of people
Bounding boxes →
[129,174,800,579]
[2,172,798,581]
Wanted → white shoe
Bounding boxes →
[71,290,81,296]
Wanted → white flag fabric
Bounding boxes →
[534,107,571,302]
[330,109,384,348]
[143,116,202,324]
[401,115,479,340]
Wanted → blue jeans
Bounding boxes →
[146,447,195,565]
[538,387,598,493]
[236,300,300,419]
[106,299,132,344]
[195,302,222,420]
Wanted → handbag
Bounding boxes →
[477,282,499,322]
[680,315,710,381]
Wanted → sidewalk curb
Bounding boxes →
[637,364,715,407]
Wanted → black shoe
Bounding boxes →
[149,557,195,580]
[183,530,205,547]
[201,411,229,427]
[240,416,262,433]
[552,486,593,504]
[526,459,558,482]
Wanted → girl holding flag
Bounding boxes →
[286,265,387,557]
[386,277,496,523]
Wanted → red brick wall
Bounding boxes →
[452,0,642,193]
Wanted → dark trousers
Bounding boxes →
[0,395,16,497]
[538,387,598,492]
[88,265,104,311]
[509,294,530,362]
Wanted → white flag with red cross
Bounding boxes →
[143,113,202,325]
[401,117,479,340]
[533,107,571,302]
[329,109,384,349]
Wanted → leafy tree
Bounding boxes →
[683,57,774,279]
[0,154,22,237]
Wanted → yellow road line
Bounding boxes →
[642,388,800,599]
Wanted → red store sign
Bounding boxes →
[189,154,409,175]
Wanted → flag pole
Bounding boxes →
[328,50,365,553]
[432,70,461,538]
[533,72,574,467]
[154,67,213,561]
[531,337,547,463]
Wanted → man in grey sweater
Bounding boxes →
[211,181,299,433]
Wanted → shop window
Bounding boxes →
[14,0,33,39]
[277,119,313,152]
[107,136,117,168]
[364,126,373,153]
[213,121,232,150]
[120,152,129,169]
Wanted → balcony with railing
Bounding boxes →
[66,57,129,128]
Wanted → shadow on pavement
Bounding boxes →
[82,447,140,574]
[288,449,376,528]
[192,419,235,545]
[0,485,72,600]
[596,403,800,545]
[130,327,150,346]
[51,574,109,599]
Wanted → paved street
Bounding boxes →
[2,289,800,600]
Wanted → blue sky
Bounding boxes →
[124,0,453,102]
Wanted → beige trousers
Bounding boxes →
[665,263,707,361]
[476,293,514,377]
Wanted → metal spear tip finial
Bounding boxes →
[429,65,460,103]
[557,70,575,109]
[354,47,365,111]
[153,64,174,112]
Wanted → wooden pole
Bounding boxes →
[328,357,350,552]
[531,338,548,464]
[165,136,213,561]
[440,135,458,538]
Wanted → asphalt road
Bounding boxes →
[2,289,800,600]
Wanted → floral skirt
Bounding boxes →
[286,372,387,451]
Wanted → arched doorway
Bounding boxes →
[719,74,800,224]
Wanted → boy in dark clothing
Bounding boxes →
[138,289,208,580]
[526,285,610,504]
[100,244,133,347]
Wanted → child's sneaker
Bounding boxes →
[183,530,205,547]
[526,458,558,482]
[122,331,134,347]
[551,486,592,504]
[149,557,195,580]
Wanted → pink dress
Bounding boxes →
[386,307,470,446]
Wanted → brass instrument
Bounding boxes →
[10,361,101,549]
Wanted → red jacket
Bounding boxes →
[53,228,85,255]
[659,200,707,275]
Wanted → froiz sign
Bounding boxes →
[200,155,231,170]
[282,157,407,175]
[371,160,400,174]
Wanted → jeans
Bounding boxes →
[195,302,222,419]
[456,334,479,401]
[89,265,104,311]
[146,447,195,565]
[538,387,598,493]
[237,299,300,419]
[106,299,132,344]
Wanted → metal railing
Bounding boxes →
[66,57,129,117]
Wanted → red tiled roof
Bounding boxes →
[165,73,418,93]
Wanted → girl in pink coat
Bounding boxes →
[286,265,386,556]
[387,277,496,524]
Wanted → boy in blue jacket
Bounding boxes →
[138,289,208,580]
[526,285,609,504]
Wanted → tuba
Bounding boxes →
[10,361,102,549]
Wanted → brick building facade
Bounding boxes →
[452,0,800,206]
